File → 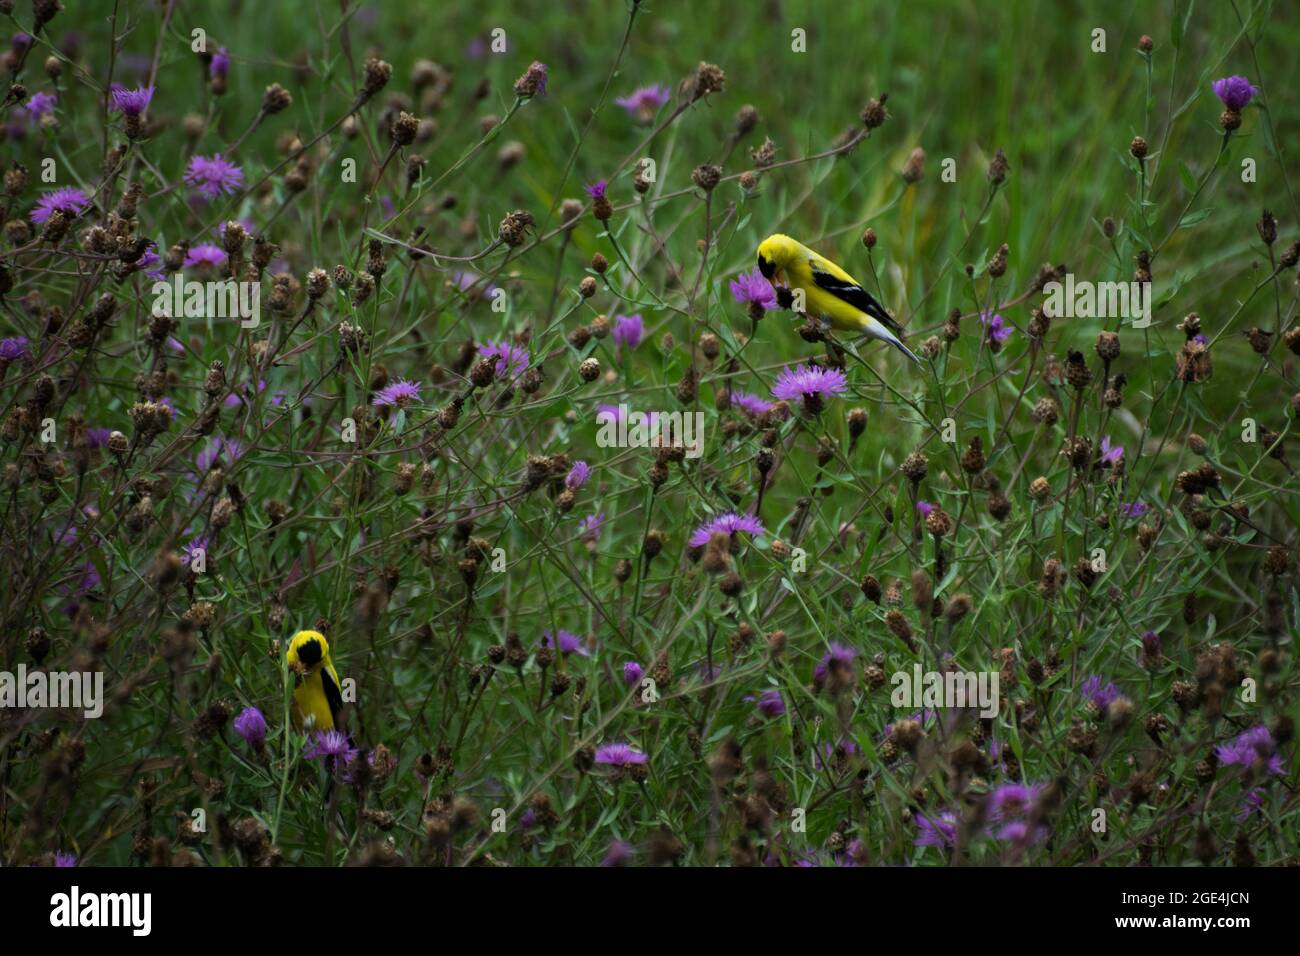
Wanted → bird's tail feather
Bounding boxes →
[871,322,920,364]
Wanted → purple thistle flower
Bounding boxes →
[210,46,231,78]
[196,437,244,473]
[541,628,589,657]
[730,267,778,310]
[183,243,227,269]
[730,391,774,417]
[11,32,32,52]
[304,729,358,764]
[754,688,785,717]
[813,642,857,690]
[578,512,605,541]
[1100,436,1124,465]
[614,84,671,121]
[184,153,245,199]
[612,313,644,351]
[915,500,935,517]
[688,511,765,547]
[980,311,1012,344]
[914,810,959,848]
[987,782,1042,819]
[25,91,56,119]
[813,738,860,770]
[180,534,210,566]
[451,270,499,299]
[771,364,848,404]
[1120,500,1147,518]
[1081,675,1121,711]
[565,460,590,491]
[1216,725,1284,775]
[594,742,647,766]
[1141,629,1161,660]
[86,427,112,448]
[54,851,77,868]
[0,336,29,361]
[110,83,154,117]
[584,180,607,200]
[372,379,421,408]
[233,706,267,747]
[479,340,529,380]
[137,247,166,281]
[1212,75,1259,111]
[622,661,644,686]
[1237,789,1265,821]
[595,403,626,423]
[31,187,91,225]
[995,820,1049,844]
[601,840,634,866]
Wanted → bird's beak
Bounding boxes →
[757,255,775,280]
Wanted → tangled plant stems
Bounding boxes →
[0,0,1296,869]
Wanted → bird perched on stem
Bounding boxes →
[757,233,918,363]
[286,629,345,732]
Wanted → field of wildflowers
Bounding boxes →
[0,0,1297,869]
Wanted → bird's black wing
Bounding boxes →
[809,261,907,337]
[321,668,345,725]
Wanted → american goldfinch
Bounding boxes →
[756,233,919,363]
[286,629,344,732]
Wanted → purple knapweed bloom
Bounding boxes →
[578,512,605,541]
[689,511,765,547]
[183,243,227,269]
[914,810,959,848]
[1120,500,1147,519]
[813,642,858,690]
[479,340,529,380]
[1100,436,1124,465]
[1212,75,1259,111]
[615,84,671,121]
[915,500,935,517]
[987,782,1042,818]
[565,460,590,491]
[584,180,606,199]
[980,311,1012,344]
[730,391,774,417]
[601,840,634,866]
[771,364,848,405]
[210,47,230,78]
[25,91,56,120]
[730,267,778,310]
[0,336,29,362]
[372,379,421,408]
[622,661,644,686]
[184,153,245,199]
[304,729,358,764]
[1237,789,1265,821]
[594,742,647,766]
[55,852,77,867]
[1081,675,1122,711]
[1216,725,1285,775]
[754,689,785,717]
[110,83,154,117]
[233,707,267,748]
[31,187,91,225]
[612,313,643,351]
[541,629,589,657]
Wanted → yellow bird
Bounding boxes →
[286,629,345,732]
[756,233,919,363]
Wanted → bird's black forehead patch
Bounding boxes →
[297,638,322,665]
[757,253,776,278]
